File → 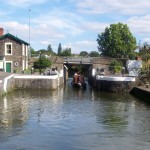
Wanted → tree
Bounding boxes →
[58,43,62,55]
[33,56,52,74]
[97,22,136,58]
[30,47,39,57]
[38,49,47,54]
[89,51,100,57]
[79,51,89,57]
[47,44,56,55]
[47,44,53,53]
[61,47,72,56]
[139,42,150,62]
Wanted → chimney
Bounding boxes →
[0,28,4,36]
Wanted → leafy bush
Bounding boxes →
[109,60,123,74]
[34,56,52,69]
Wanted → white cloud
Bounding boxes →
[71,40,98,53]
[1,0,150,53]
[127,15,150,36]
[2,0,48,7]
[32,10,85,36]
[143,38,150,43]
[71,0,150,15]
[82,22,109,32]
[0,21,28,38]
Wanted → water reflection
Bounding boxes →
[0,94,28,142]
[0,82,150,149]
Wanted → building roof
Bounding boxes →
[0,33,29,45]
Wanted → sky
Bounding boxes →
[0,0,150,54]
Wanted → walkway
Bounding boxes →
[0,72,13,80]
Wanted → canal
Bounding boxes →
[0,79,150,150]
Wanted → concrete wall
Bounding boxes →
[0,74,15,96]
[94,76,137,93]
[14,75,64,90]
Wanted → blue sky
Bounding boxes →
[0,0,150,54]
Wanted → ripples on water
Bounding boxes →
[0,80,150,150]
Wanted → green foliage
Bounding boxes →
[109,60,123,73]
[61,47,72,56]
[58,43,62,56]
[47,44,56,55]
[47,44,53,52]
[38,49,47,54]
[33,56,52,70]
[79,51,89,57]
[97,22,136,58]
[139,42,150,62]
[30,47,39,57]
[89,51,100,57]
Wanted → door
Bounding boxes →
[6,63,11,73]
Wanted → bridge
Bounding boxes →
[63,57,93,64]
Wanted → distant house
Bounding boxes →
[0,28,29,73]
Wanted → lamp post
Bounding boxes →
[29,9,31,47]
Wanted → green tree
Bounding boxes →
[58,43,62,55]
[30,47,39,57]
[47,44,53,52]
[139,42,150,62]
[89,51,100,57]
[97,22,136,58]
[47,44,56,55]
[61,47,72,56]
[38,49,47,54]
[33,56,52,74]
[79,51,89,57]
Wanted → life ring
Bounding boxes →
[14,62,19,67]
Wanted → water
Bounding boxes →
[0,80,150,150]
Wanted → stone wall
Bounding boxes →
[29,56,64,74]
[0,37,28,73]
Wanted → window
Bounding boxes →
[5,43,12,55]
